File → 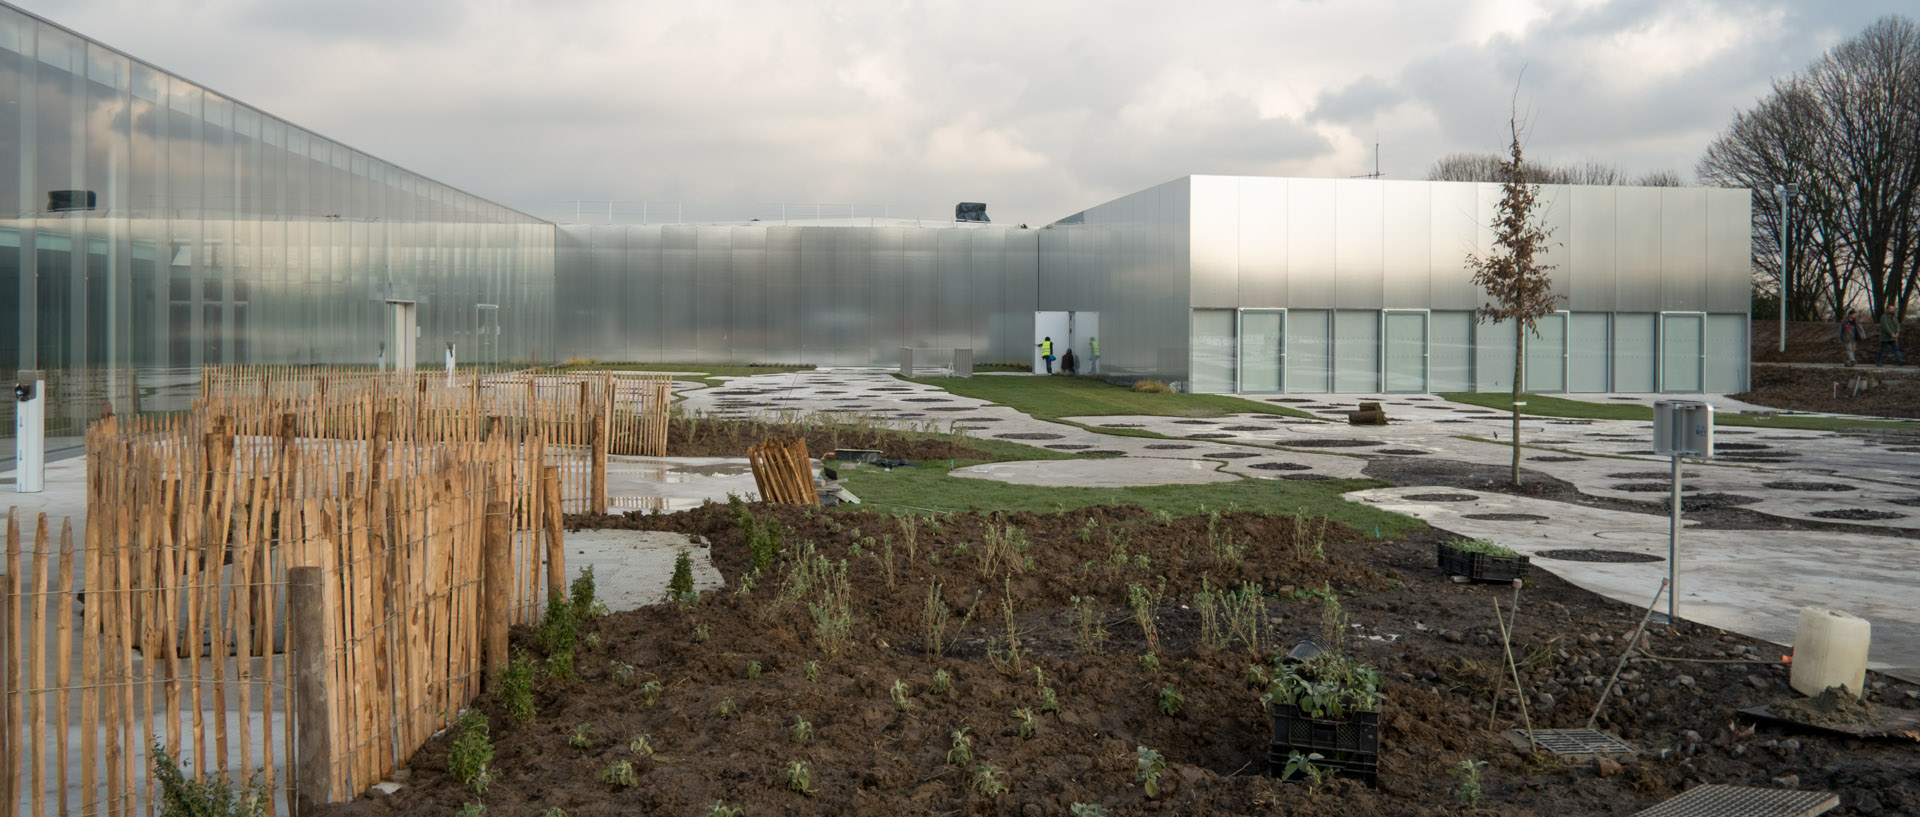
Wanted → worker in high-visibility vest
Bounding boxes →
[1089,337,1099,373]
[1037,336,1054,373]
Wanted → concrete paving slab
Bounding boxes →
[952,456,1238,488]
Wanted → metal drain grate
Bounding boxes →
[1631,784,1837,817]
[1505,728,1636,759]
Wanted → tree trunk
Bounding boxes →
[1511,321,1524,487]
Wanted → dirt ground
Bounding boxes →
[320,504,1920,817]
[1733,364,1920,419]
[1749,320,1916,365]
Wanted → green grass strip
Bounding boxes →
[1440,392,1917,431]
[902,374,1316,422]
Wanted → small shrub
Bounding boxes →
[1156,686,1183,718]
[1128,582,1162,656]
[705,803,741,817]
[1138,652,1159,672]
[889,679,913,712]
[713,697,738,719]
[931,668,952,694]
[447,710,495,794]
[538,591,578,659]
[567,723,593,750]
[455,804,485,817]
[545,651,574,680]
[1038,685,1059,713]
[540,808,568,817]
[791,716,814,742]
[922,582,950,660]
[1450,759,1488,807]
[609,661,635,684]
[639,679,663,707]
[151,743,268,817]
[786,760,813,796]
[1135,746,1167,798]
[1071,804,1111,817]
[1069,596,1108,655]
[1013,707,1037,739]
[971,763,1007,797]
[746,660,762,680]
[691,623,711,643]
[803,660,820,683]
[498,651,536,723]
[1281,750,1333,790]
[601,759,639,788]
[570,566,600,618]
[666,550,698,605]
[947,729,974,766]
[628,732,656,757]
[1447,537,1520,558]
[1131,379,1173,394]
[808,558,855,655]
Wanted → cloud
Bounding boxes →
[11,0,1918,224]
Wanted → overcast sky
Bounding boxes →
[15,0,1910,226]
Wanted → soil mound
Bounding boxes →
[1773,686,1876,728]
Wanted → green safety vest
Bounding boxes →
[1041,340,1052,356]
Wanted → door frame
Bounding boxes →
[1379,309,1431,394]
[1236,308,1286,394]
[1657,311,1707,393]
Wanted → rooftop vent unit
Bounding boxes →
[955,202,989,223]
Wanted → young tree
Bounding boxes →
[1466,114,1560,487]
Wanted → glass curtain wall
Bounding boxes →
[0,5,554,445]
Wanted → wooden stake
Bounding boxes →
[289,565,331,816]
[484,501,512,688]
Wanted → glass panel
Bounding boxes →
[1189,309,1235,394]
[1383,311,1427,393]
[1285,309,1331,393]
[1334,310,1379,393]
[1239,310,1282,393]
[1705,314,1746,393]
[1569,313,1610,392]
[1660,313,1703,392]
[1429,311,1473,392]
[1475,317,1517,392]
[1612,313,1657,392]
[1523,312,1567,393]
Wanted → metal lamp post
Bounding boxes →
[1775,183,1799,352]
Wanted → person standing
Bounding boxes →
[1876,310,1906,365]
[1037,336,1054,374]
[1840,309,1865,367]
[1088,336,1099,373]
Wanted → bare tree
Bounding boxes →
[1466,115,1560,487]
[1427,153,1681,187]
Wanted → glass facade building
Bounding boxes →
[0,4,554,441]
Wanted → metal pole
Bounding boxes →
[1668,453,1681,621]
[1777,184,1788,352]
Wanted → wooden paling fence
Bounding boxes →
[0,365,643,816]
[746,436,818,505]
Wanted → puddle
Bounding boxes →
[671,462,753,477]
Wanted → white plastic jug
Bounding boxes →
[1789,607,1871,698]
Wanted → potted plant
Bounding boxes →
[1436,537,1530,583]
[1263,652,1383,785]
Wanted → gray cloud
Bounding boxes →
[14,0,1919,225]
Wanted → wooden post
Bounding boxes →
[369,411,392,491]
[590,408,609,515]
[541,466,566,603]
[0,556,10,817]
[290,565,332,816]
[483,501,512,686]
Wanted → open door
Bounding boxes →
[1068,312,1100,374]
[1034,311,1069,373]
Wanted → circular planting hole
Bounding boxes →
[995,432,1064,440]
[1612,482,1697,493]
[1187,433,1236,439]
[950,417,1002,422]
[1609,471,1694,480]
[1713,442,1774,451]
[1617,450,1658,456]
[1203,452,1260,459]
[1529,456,1587,462]
[1046,444,1095,450]
[1271,398,1315,403]
[1173,420,1216,425]
[1763,481,1853,492]
[1718,453,1798,461]
[1538,549,1664,563]
[1282,473,1335,481]
[1405,493,1479,502]
[1101,423,1144,428]
[924,406,974,412]
[1661,493,1762,511]
[1274,438,1384,448]
[1222,425,1275,432]
[1810,509,1906,520]
[1249,462,1310,471]
[1548,419,1595,425]
[1377,448,1429,455]
[1083,450,1128,456]
[1144,444,1194,450]
[1437,419,1472,424]
[1463,513,1550,521]
[1888,496,1920,508]
[1886,446,1920,454]
[902,397,951,403]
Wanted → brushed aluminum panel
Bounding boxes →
[936,229,969,351]
[1190,175,1240,307]
[695,227,732,360]
[1190,309,1235,393]
[868,227,905,362]
[1237,176,1286,307]
[1002,230,1039,360]
[1427,181,1482,310]
[903,228,938,349]
[968,229,1004,359]
[1287,178,1337,307]
[625,227,664,362]
[1568,186,1618,312]
[1335,180,1385,309]
[1614,188,1663,312]
[730,228,767,363]
[834,227,871,364]
[1661,188,1709,312]
[1536,185,1573,309]
[1382,181,1431,309]
[799,228,835,362]
[764,227,801,363]
[1705,189,1751,313]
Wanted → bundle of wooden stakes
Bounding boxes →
[746,436,819,505]
[1348,401,1389,425]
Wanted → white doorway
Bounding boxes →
[1034,311,1070,373]
[386,299,418,371]
[1068,311,1100,374]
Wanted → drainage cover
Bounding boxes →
[1538,549,1663,563]
[1630,784,1837,817]
[1504,728,1635,759]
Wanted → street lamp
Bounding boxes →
[1775,183,1799,352]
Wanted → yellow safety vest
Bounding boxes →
[1090,339,1099,355]
[1041,340,1053,356]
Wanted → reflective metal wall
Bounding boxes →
[554,224,1037,365]
[0,3,554,435]
[1047,175,1751,393]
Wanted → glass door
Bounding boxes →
[1238,309,1284,393]
[1659,312,1705,392]
[1382,310,1428,393]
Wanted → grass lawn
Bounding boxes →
[553,362,816,388]
[1441,392,1919,432]
[839,458,1421,535]
[902,374,1317,422]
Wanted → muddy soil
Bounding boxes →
[1733,364,1920,420]
[320,505,1920,817]
[642,415,992,460]
[1750,320,1918,366]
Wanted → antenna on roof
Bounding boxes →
[1350,141,1382,179]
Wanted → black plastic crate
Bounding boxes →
[1436,541,1531,583]
[1268,704,1380,786]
